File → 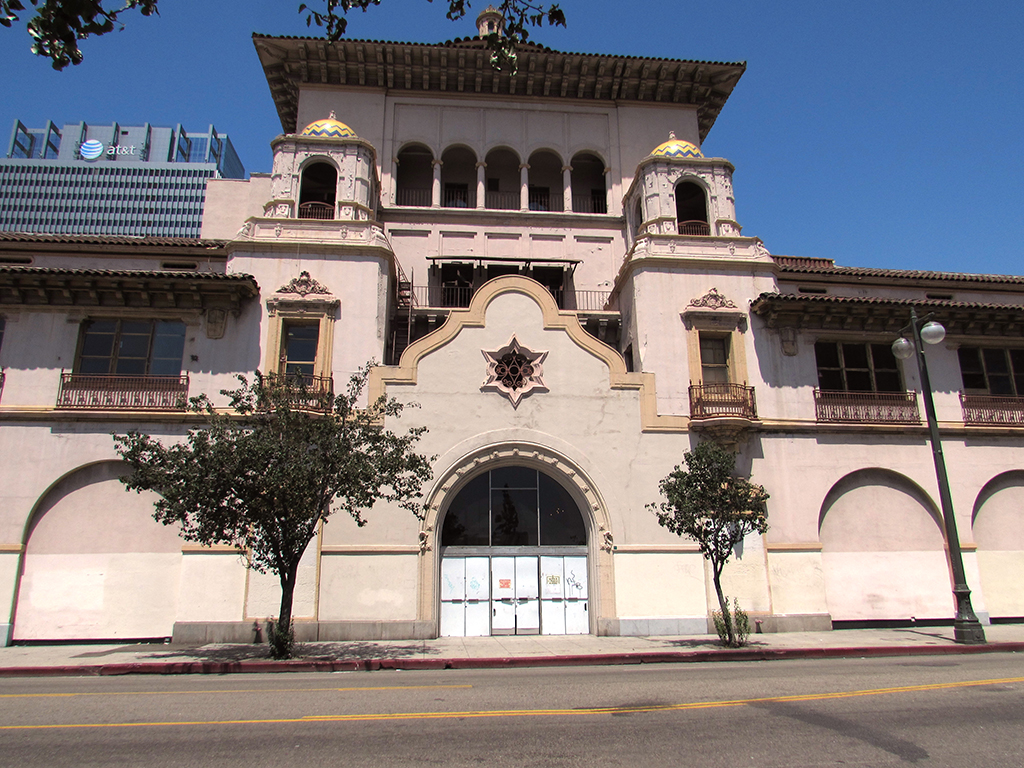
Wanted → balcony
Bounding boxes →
[262,373,335,412]
[395,188,431,207]
[56,373,190,410]
[689,383,758,420]
[410,286,612,311]
[297,202,335,220]
[960,393,1024,426]
[677,220,711,236]
[814,389,920,424]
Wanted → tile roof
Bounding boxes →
[0,233,227,248]
[775,260,1024,286]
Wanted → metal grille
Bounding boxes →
[678,220,711,236]
[56,373,189,410]
[689,383,757,420]
[814,389,920,424]
[960,392,1024,426]
[262,373,335,412]
[411,286,612,311]
[395,188,431,207]
[297,202,335,220]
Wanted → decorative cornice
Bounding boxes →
[252,34,745,142]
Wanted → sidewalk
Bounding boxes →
[1,624,1023,678]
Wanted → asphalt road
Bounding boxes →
[0,654,1022,766]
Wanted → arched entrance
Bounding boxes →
[439,465,589,636]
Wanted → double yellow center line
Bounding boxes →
[0,676,1020,730]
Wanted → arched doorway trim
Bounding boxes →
[416,441,615,634]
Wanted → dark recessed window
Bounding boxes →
[959,347,1024,396]
[76,319,186,376]
[441,468,587,548]
[815,341,903,392]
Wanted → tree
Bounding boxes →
[114,366,433,659]
[648,440,769,647]
[1,0,565,70]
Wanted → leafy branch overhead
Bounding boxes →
[3,0,564,70]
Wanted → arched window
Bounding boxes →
[527,150,563,212]
[441,466,587,547]
[570,152,606,213]
[298,162,337,220]
[440,146,477,208]
[631,198,643,243]
[483,147,520,210]
[675,180,709,235]
[395,144,433,207]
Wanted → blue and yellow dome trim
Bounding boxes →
[651,132,703,159]
[300,111,357,139]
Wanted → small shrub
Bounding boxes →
[711,598,751,648]
[267,619,294,659]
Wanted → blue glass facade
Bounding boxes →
[0,120,245,237]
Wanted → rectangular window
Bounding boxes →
[959,347,1024,395]
[815,341,902,392]
[76,319,186,376]
[699,335,730,383]
[280,321,320,380]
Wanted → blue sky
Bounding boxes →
[2,0,1022,275]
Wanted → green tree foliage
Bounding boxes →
[2,0,564,70]
[648,440,769,647]
[114,366,433,659]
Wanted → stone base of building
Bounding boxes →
[602,617,711,636]
[171,620,436,645]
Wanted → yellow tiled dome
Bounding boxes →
[300,111,356,139]
[651,132,703,159]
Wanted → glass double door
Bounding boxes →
[440,554,588,637]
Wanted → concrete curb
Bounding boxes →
[0,641,1021,678]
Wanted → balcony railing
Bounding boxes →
[960,392,1024,426]
[572,195,608,214]
[262,373,335,412]
[410,285,612,311]
[395,187,431,207]
[484,191,520,210]
[678,220,711,236]
[814,389,920,424]
[442,189,476,208]
[297,202,335,220]
[689,383,757,420]
[56,373,190,410]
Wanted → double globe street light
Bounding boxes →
[892,308,986,644]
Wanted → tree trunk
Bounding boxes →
[272,561,300,659]
[712,565,735,647]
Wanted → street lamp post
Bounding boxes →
[892,308,986,644]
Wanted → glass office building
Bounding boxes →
[0,121,245,238]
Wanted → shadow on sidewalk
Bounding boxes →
[69,640,441,664]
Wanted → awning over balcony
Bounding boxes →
[752,293,1024,337]
[0,267,259,313]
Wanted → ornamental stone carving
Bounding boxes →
[481,335,548,408]
[688,287,737,310]
[277,271,331,297]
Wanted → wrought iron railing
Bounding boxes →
[395,187,431,207]
[442,189,476,208]
[572,195,608,214]
[484,191,520,210]
[262,373,335,412]
[410,286,613,311]
[689,383,757,420]
[814,389,920,424]
[56,373,190,410]
[960,392,1024,426]
[678,220,711,236]
[297,202,335,220]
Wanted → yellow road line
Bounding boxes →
[0,676,1020,731]
[0,684,472,700]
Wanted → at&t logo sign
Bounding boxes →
[77,141,138,161]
